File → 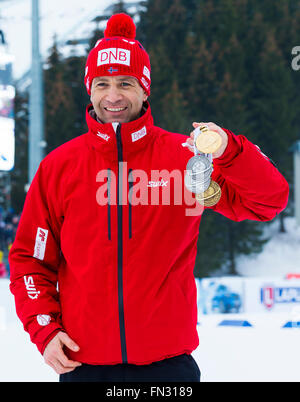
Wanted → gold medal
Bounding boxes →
[195,126,222,154]
[184,124,222,207]
[196,180,222,207]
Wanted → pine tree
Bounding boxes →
[245,3,299,232]
[44,39,88,154]
[147,40,175,126]
[63,55,89,134]
[194,210,229,277]
[187,38,218,123]
[111,0,128,14]
[10,90,29,212]
[44,41,75,153]
[161,79,189,133]
[189,0,268,275]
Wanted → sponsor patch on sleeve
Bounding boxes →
[33,227,49,261]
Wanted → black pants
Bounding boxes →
[60,354,200,382]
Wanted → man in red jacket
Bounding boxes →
[9,14,289,382]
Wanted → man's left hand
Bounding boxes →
[186,122,228,159]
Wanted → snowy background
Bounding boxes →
[1,216,300,382]
[236,217,300,278]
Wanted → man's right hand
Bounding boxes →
[43,331,82,375]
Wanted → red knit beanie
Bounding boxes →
[84,13,151,96]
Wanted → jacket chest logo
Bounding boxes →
[131,126,147,143]
[97,131,111,142]
[147,179,168,188]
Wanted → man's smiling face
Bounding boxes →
[90,75,148,124]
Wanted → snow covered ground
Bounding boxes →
[1,300,300,382]
[195,313,300,382]
[1,216,300,382]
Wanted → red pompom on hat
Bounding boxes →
[84,13,151,96]
[104,13,136,39]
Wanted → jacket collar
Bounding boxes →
[85,101,155,160]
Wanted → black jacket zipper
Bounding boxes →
[116,123,128,363]
[128,169,134,239]
[107,169,111,241]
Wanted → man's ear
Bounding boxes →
[143,91,148,102]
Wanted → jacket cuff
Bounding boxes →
[39,327,64,355]
[213,129,242,167]
[29,321,64,355]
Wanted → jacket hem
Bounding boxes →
[71,347,198,366]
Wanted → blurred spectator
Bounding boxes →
[0,218,5,251]
[0,208,20,278]
[0,250,7,278]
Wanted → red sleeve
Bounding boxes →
[207,129,289,221]
[9,160,64,354]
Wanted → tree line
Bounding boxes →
[11,0,300,277]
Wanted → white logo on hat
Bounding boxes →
[143,65,150,80]
[122,39,136,45]
[141,77,150,91]
[94,39,103,48]
[86,77,90,91]
[97,48,131,67]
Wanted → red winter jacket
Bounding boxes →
[9,102,289,365]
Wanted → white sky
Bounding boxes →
[0,0,123,80]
